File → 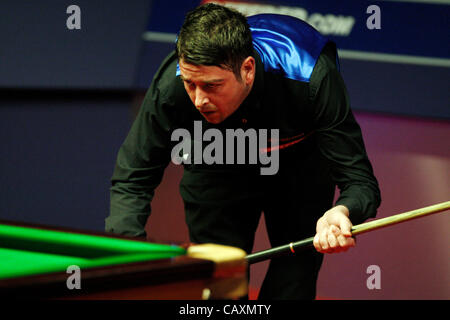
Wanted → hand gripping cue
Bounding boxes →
[246,201,450,264]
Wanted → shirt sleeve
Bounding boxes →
[105,81,174,237]
[308,45,381,225]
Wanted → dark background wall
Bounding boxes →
[1,0,449,299]
[0,0,151,230]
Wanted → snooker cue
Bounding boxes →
[246,201,450,264]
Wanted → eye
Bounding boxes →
[183,80,195,89]
[204,83,220,90]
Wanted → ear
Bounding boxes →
[241,56,255,85]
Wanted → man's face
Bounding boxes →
[179,57,255,124]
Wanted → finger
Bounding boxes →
[327,233,338,249]
[330,225,340,235]
[330,225,348,248]
[337,234,347,247]
[346,237,356,247]
[313,234,321,251]
[339,219,353,237]
[314,233,330,253]
[337,234,356,248]
[319,230,329,251]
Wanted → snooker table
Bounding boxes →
[0,220,248,299]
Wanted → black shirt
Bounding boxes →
[106,44,381,236]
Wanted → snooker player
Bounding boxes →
[105,3,381,300]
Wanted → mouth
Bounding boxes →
[199,107,217,115]
[200,110,220,123]
[197,103,216,112]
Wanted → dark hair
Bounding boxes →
[176,3,253,79]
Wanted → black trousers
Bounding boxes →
[180,146,335,300]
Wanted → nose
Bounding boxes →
[194,88,209,110]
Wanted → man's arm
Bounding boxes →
[105,85,173,237]
[309,45,381,252]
